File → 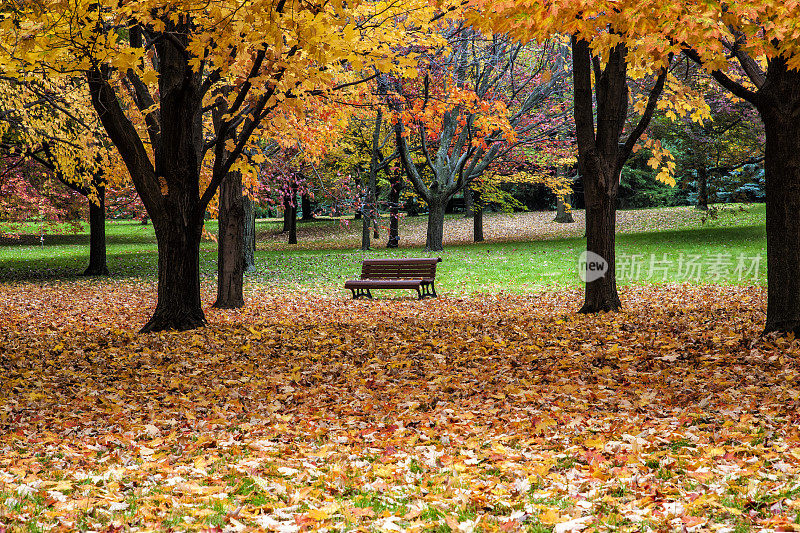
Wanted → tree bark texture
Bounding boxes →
[580,178,621,312]
[83,185,109,276]
[473,188,484,242]
[288,196,298,245]
[387,172,401,248]
[283,194,292,232]
[243,195,256,271]
[301,194,313,220]
[758,63,800,334]
[143,216,206,332]
[425,193,447,252]
[214,170,245,309]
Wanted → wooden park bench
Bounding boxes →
[345,257,442,299]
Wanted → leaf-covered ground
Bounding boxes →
[1,282,799,532]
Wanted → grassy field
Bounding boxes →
[0,204,766,292]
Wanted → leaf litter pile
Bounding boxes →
[1,282,800,533]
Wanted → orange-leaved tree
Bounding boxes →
[0,0,447,331]
[663,1,800,334]
[467,1,686,312]
[391,28,571,251]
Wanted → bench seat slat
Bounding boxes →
[345,279,424,289]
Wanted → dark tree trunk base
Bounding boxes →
[82,265,110,276]
[301,194,314,221]
[473,203,484,242]
[213,299,244,310]
[288,204,297,244]
[578,293,622,313]
[763,321,800,336]
[140,308,207,333]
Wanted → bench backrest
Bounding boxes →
[361,258,442,280]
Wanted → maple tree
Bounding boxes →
[0,0,447,331]
[391,28,571,251]
[663,2,800,334]
[645,60,764,211]
[469,0,800,331]
[468,3,727,312]
[0,76,132,275]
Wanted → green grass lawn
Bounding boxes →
[0,204,767,292]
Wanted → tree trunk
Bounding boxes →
[361,207,371,250]
[554,194,575,223]
[243,195,256,272]
[288,197,298,245]
[761,80,800,334]
[580,176,621,313]
[696,166,709,210]
[283,194,291,232]
[473,188,484,242]
[387,173,401,248]
[301,193,313,221]
[425,194,447,251]
[463,186,474,218]
[214,171,245,309]
[142,217,205,332]
[572,38,632,314]
[83,186,109,276]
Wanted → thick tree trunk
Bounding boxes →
[580,176,621,313]
[83,186,109,276]
[696,166,709,210]
[761,87,800,334]
[142,217,205,332]
[301,193,313,221]
[425,194,447,251]
[570,37,659,315]
[243,195,256,272]
[473,188,484,242]
[214,171,245,309]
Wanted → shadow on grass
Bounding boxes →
[0,250,218,282]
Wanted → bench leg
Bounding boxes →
[352,288,373,299]
[420,282,437,298]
